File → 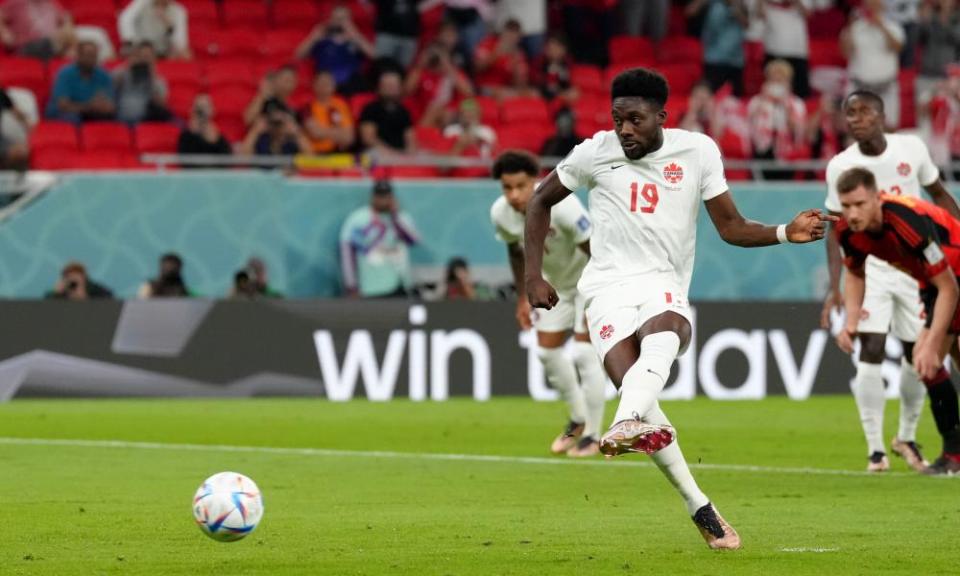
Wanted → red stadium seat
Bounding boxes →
[570,65,604,96]
[349,92,376,119]
[808,39,846,69]
[414,125,454,153]
[496,125,550,154]
[608,36,656,66]
[499,96,550,124]
[135,123,182,153]
[272,0,321,30]
[262,28,307,60]
[195,28,262,59]
[69,2,116,24]
[210,86,256,118]
[657,63,701,97]
[68,150,139,170]
[181,0,220,29]
[472,95,500,127]
[167,86,200,120]
[572,95,610,134]
[31,149,74,170]
[0,57,47,105]
[29,122,80,154]
[217,116,248,142]
[81,122,133,153]
[223,0,269,28]
[156,60,204,92]
[206,59,259,90]
[657,37,702,65]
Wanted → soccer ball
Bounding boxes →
[192,471,264,542]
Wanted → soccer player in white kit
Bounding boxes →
[822,91,960,472]
[524,68,832,550]
[490,151,607,457]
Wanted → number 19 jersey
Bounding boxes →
[556,129,729,302]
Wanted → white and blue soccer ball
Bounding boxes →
[192,472,264,542]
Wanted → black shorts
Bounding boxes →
[920,282,960,334]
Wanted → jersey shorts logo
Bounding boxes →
[924,242,945,265]
[663,162,684,184]
[576,216,590,232]
[897,162,911,177]
[599,324,615,340]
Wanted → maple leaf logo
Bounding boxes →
[663,162,684,184]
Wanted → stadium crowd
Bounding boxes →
[0,0,958,178]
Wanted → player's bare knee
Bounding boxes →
[638,311,692,354]
[858,332,886,364]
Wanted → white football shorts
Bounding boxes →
[531,288,587,334]
[859,256,923,342]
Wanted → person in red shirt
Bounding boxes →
[835,166,960,475]
[473,19,533,98]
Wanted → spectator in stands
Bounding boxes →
[359,71,416,156]
[46,261,113,300]
[138,252,190,298]
[176,94,233,159]
[45,40,115,122]
[757,0,812,98]
[444,257,477,300]
[118,0,190,60]
[339,179,419,298]
[373,0,420,69]
[474,19,534,98]
[301,70,354,154]
[887,0,920,67]
[540,108,580,157]
[747,59,807,178]
[296,6,374,95]
[229,269,257,299]
[496,0,547,56]
[916,0,960,107]
[842,0,905,128]
[245,257,281,298]
[244,66,299,127]
[422,0,493,57]
[531,34,577,106]
[619,0,669,40]
[805,92,846,160]
[404,42,474,127]
[679,82,717,135]
[113,41,170,124]
[0,0,74,59]
[701,0,747,97]
[928,65,960,171]
[239,107,312,156]
[444,98,496,157]
[561,0,614,66]
[435,20,473,74]
[0,87,30,170]
[682,0,711,38]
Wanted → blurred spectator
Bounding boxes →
[474,19,533,98]
[359,71,416,156]
[296,6,374,94]
[244,257,281,298]
[45,40,115,121]
[239,107,312,156]
[229,270,257,299]
[373,0,420,69]
[496,0,547,56]
[118,0,190,60]
[562,0,615,66]
[531,34,577,105]
[701,0,748,97]
[339,179,419,298]
[619,0,669,40]
[747,59,807,177]
[434,20,473,74]
[422,0,493,57]
[928,66,960,170]
[806,93,846,160]
[916,0,960,107]
[444,257,477,299]
[404,42,473,127]
[138,252,190,298]
[113,41,170,124]
[683,0,711,38]
[886,0,920,67]
[842,0,905,128]
[444,98,496,157]
[679,82,717,135]
[177,94,233,158]
[757,0,812,98]
[301,70,354,154]
[0,0,74,59]
[244,66,299,127]
[0,87,30,170]
[46,261,113,300]
[540,109,580,157]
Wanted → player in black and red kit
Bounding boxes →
[834,167,960,475]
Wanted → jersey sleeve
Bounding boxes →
[910,135,941,187]
[698,134,728,201]
[555,195,592,245]
[824,158,842,213]
[490,200,520,244]
[885,202,949,277]
[555,136,598,192]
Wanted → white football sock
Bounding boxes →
[853,361,887,455]
[645,402,710,516]
[613,332,680,424]
[897,358,925,442]
[538,346,587,424]
[573,340,606,440]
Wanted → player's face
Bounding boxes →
[612,98,665,160]
[840,186,883,232]
[843,97,885,142]
[500,172,535,213]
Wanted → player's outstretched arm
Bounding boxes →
[524,169,574,309]
[821,213,844,329]
[704,192,837,247]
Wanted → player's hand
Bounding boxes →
[820,288,842,329]
[526,276,559,310]
[515,298,533,330]
[913,341,942,380]
[835,325,856,354]
[786,209,839,243]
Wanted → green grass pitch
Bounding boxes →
[0,397,957,575]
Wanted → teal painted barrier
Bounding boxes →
[0,173,950,300]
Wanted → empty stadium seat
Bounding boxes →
[223,0,269,28]
[166,88,200,121]
[608,36,656,66]
[657,63,702,97]
[414,125,454,153]
[272,0,321,30]
[81,122,133,153]
[68,150,139,170]
[808,39,846,68]
[262,28,307,60]
[210,86,256,119]
[0,57,47,106]
[496,125,550,154]
[657,37,702,65]
[499,96,550,124]
[206,59,259,90]
[349,92,376,119]
[135,123,182,153]
[195,28,262,59]
[156,60,204,91]
[29,122,80,154]
[570,65,604,96]
[180,0,221,29]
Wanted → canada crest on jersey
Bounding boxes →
[897,162,911,177]
[599,324,615,340]
[663,162,684,184]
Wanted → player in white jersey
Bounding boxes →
[822,90,960,472]
[524,68,831,550]
[490,151,607,457]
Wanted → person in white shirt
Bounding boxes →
[757,0,812,98]
[821,90,960,472]
[524,67,831,550]
[491,150,606,457]
[841,0,905,128]
[118,0,190,60]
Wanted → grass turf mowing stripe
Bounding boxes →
[0,436,924,478]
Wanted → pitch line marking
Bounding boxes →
[0,437,920,478]
[780,547,840,553]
